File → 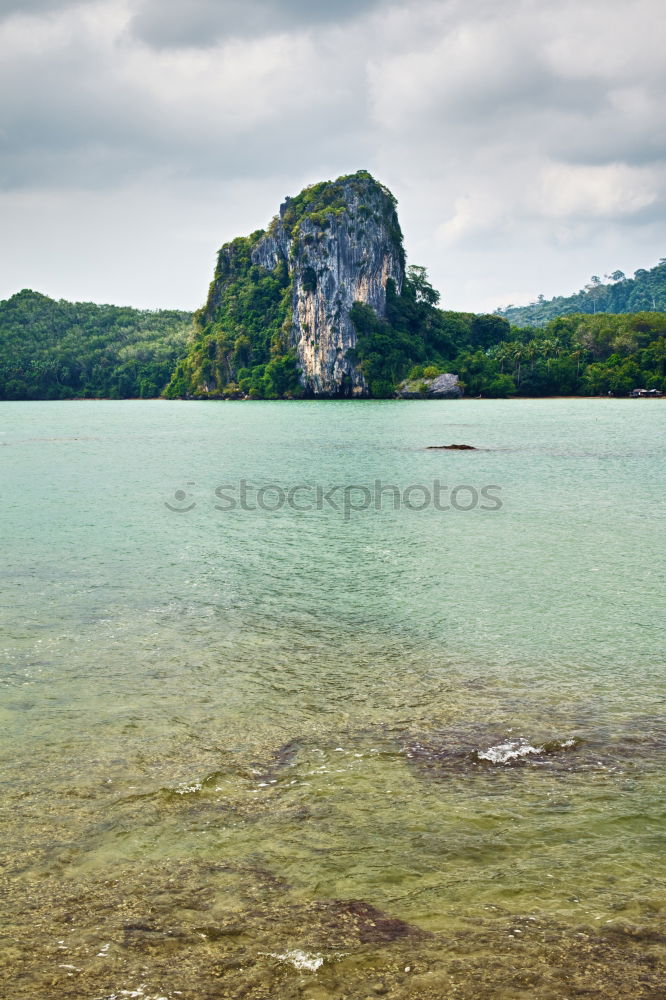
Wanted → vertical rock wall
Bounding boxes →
[248,173,404,396]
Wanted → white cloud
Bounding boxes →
[437,193,507,245]
[538,163,660,219]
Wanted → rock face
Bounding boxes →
[197,171,405,398]
[251,173,403,396]
[397,373,462,399]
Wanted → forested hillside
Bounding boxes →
[444,311,666,397]
[496,258,666,326]
[349,266,511,397]
[0,290,192,399]
[353,273,666,397]
[1,282,665,401]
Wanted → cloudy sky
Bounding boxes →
[1,0,664,312]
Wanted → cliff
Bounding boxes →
[166,171,405,398]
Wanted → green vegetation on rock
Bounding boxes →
[165,169,406,399]
[351,267,511,397]
[277,169,405,269]
[164,230,302,400]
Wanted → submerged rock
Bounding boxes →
[311,899,432,946]
[7,858,664,1000]
[426,443,476,450]
[252,739,302,784]
[402,717,666,781]
[403,730,584,778]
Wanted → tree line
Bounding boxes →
[0,290,191,399]
[352,268,666,397]
[2,279,665,401]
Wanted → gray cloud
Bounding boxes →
[0,0,665,312]
[130,0,385,48]
[0,0,76,17]
[0,16,369,191]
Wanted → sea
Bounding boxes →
[1,398,664,999]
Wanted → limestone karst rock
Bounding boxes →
[171,171,405,398]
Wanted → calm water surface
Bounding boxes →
[1,399,664,999]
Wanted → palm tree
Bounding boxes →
[652,336,666,376]
[511,343,526,386]
[540,337,562,369]
[525,340,539,373]
[570,347,585,380]
[493,342,512,374]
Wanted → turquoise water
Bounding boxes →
[1,399,665,999]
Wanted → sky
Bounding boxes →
[1,0,665,313]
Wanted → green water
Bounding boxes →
[1,399,664,999]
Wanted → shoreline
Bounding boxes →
[1,394,663,403]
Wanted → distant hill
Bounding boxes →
[0,290,192,399]
[496,258,666,327]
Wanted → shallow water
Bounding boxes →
[1,399,665,998]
